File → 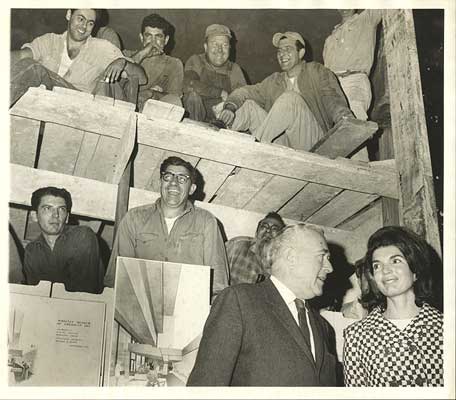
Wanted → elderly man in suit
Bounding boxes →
[187,224,337,386]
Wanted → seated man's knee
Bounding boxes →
[275,91,304,106]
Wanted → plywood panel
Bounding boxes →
[10,116,40,166]
[212,168,273,209]
[194,159,234,202]
[133,145,166,189]
[279,183,342,221]
[244,176,306,215]
[73,132,100,177]
[306,190,379,227]
[85,136,120,182]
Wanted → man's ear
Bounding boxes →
[203,43,208,53]
[164,35,170,46]
[139,33,144,45]
[299,48,306,60]
[65,9,72,22]
[284,246,296,266]
[189,183,197,196]
[31,211,38,223]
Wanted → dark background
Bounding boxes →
[10,9,444,235]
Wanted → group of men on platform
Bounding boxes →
[11,8,381,154]
[9,8,383,386]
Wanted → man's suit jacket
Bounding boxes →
[187,277,338,386]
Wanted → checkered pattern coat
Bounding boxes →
[343,303,443,386]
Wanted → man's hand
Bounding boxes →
[220,90,228,101]
[151,85,163,93]
[144,41,165,58]
[219,109,236,128]
[103,58,127,83]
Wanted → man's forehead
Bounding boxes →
[72,9,96,21]
[207,35,230,44]
[39,195,67,207]
[144,26,165,35]
[164,164,191,175]
[260,216,283,227]
[277,38,297,49]
[297,229,328,250]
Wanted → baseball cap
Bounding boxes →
[272,31,305,47]
[205,24,232,39]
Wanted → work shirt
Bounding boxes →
[183,53,246,100]
[24,225,104,294]
[123,51,184,98]
[105,199,229,296]
[227,61,352,133]
[22,31,125,93]
[226,236,264,285]
[323,10,382,75]
[343,303,444,386]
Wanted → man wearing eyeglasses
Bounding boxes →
[226,212,285,286]
[104,156,229,298]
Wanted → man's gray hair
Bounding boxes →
[262,223,325,269]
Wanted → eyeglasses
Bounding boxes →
[161,171,191,184]
[258,223,281,233]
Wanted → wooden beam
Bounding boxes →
[137,116,399,199]
[9,87,398,198]
[383,9,440,253]
[311,118,378,159]
[10,164,367,264]
[142,99,185,122]
[112,114,137,184]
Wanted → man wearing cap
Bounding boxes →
[219,31,353,151]
[183,24,246,122]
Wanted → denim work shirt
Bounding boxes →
[105,199,229,296]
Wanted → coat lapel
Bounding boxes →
[260,279,316,367]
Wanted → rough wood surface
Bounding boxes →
[311,118,378,159]
[306,190,379,228]
[142,98,185,122]
[10,116,40,166]
[383,9,440,253]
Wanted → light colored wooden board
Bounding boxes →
[306,190,379,228]
[9,281,52,297]
[10,164,367,264]
[383,9,440,252]
[142,99,185,122]
[136,115,399,199]
[73,132,100,177]
[112,114,137,184]
[132,145,166,189]
[244,176,306,215]
[193,159,235,202]
[85,135,120,182]
[212,168,273,209]
[37,123,84,174]
[10,116,40,166]
[279,183,342,221]
[311,118,378,159]
[9,88,398,198]
[10,86,132,140]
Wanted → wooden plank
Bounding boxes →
[9,207,29,241]
[85,135,120,182]
[114,162,132,241]
[38,123,84,174]
[136,115,399,199]
[306,190,379,228]
[243,175,304,214]
[133,145,166,189]
[10,164,367,264]
[73,132,100,177]
[142,99,185,122]
[338,200,383,232]
[112,114,137,184]
[383,10,440,252]
[311,118,378,159]
[11,163,117,221]
[212,168,273,209]
[9,87,398,198]
[10,86,131,140]
[194,159,234,202]
[279,183,342,221]
[10,116,40,166]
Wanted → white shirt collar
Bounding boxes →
[270,275,297,306]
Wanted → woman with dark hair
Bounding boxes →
[343,226,443,387]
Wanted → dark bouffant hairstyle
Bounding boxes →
[141,13,172,36]
[31,187,73,213]
[160,156,197,184]
[362,225,436,310]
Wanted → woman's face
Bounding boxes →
[372,245,416,300]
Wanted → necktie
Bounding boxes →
[294,298,311,347]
